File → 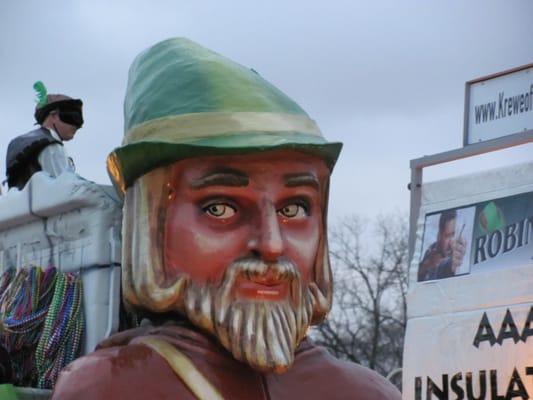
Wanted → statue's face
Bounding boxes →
[164,150,327,294]
[159,150,329,372]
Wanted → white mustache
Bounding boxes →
[225,258,300,283]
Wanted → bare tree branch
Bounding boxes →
[312,212,408,384]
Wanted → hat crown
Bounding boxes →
[124,38,306,134]
[108,38,342,192]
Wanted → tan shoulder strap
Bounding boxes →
[137,336,225,400]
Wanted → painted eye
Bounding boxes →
[204,203,236,218]
[278,203,308,219]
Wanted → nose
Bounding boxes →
[248,204,284,262]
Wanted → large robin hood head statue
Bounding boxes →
[107,38,342,373]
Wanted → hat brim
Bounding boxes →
[108,132,342,192]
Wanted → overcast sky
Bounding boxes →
[1,0,532,222]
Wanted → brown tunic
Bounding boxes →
[52,324,401,400]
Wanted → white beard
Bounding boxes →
[182,258,315,373]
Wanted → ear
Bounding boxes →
[43,111,58,127]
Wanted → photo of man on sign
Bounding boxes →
[418,207,475,282]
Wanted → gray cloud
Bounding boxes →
[1,0,532,220]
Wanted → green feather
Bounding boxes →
[33,81,48,107]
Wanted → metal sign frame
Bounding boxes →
[408,129,533,263]
[463,63,533,146]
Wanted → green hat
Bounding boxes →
[107,37,342,192]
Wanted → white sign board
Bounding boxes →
[404,304,533,400]
[403,161,533,399]
[464,64,533,145]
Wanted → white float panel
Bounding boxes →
[404,161,533,399]
[0,171,123,355]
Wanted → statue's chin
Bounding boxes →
[243,359,292,375]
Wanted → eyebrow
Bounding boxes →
[190,168,249,189]
[283,173,320,191]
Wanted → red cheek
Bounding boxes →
[280,219,321,284]
[164,203,250,284]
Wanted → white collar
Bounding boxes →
[48,128,63,142]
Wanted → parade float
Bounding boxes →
[0,171,122,398]
[404,63,533,399]
[2,46,529,400]
[0,38,402,400]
